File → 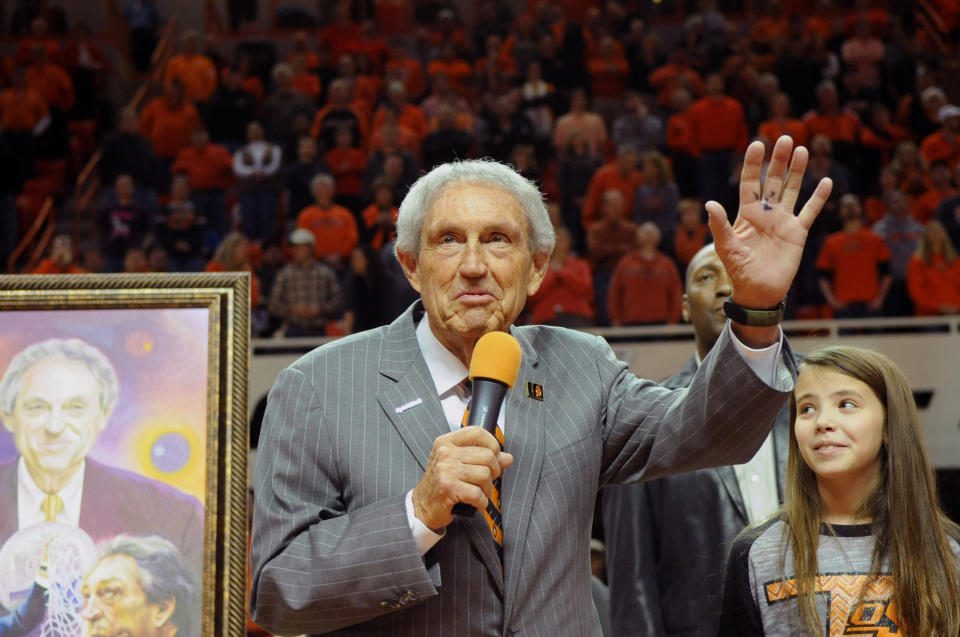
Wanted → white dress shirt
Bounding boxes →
[17,457,85,529]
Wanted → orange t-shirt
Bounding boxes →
[372,104,428,141]
[816,228,891,303]
[648,64,704,107]
[172,144,234,190]
[757,118,807,147]
[292,73,321,100]
[587,55,629,98]
[385,58,426,99]
[920,131,960,171]
[164,53,218,102]
[26,62,74,111]
[296,204,359,259]
[666,111,696,156]
[139,97,202,159]
[32,260,88,274]
[426,59,472,95]
[581,164,645,226]
[907,253,960,315]
[608,251,683,325]
[687,96,748,154]
[913,187,956,224]
[803,111,860,144]
[0,87,48,131]
[674,223,710,267]
[324,147,367,198]
[527,256,594,324]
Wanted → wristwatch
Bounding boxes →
[723,298,785,327]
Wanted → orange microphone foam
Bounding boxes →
[469,331,522,388]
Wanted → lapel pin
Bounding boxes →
[525,382,543,401]
[395,398,423,414]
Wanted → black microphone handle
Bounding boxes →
[452,378,508,517]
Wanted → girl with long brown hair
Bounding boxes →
[718,345,960,636]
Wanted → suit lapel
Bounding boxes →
[377,304,448,472]
[78,460,124,537]
[502,328,545,618]
[772,409,790,502]
[716,465,748,523]
[376,304,504,593]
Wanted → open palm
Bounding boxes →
[706,136,833,310]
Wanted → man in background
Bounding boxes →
[603,243,791,637]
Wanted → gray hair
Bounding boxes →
[0,338,119,417]
[395,159,555,258]
[98,535,198,637]
[310,173,334,191]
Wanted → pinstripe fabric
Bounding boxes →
[249,301,798,636]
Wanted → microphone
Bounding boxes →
[452,331,522,517]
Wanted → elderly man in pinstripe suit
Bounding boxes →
[250,136,833,636]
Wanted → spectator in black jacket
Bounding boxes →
[202,66,256,150]
[98,107,159,190]
[421,103,474,170]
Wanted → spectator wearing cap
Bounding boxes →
[295,174,358,266]
[268,228,341,338]
[920,104,960,171]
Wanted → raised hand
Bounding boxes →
[705,135,833,311]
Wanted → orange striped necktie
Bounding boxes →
[460,379,504,565]
[41,493,63,522]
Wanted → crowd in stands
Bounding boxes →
[5,0,960,338]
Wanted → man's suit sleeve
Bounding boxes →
[248,366,437,636]
[0,582,47,637]
[597,325,798,486]
[602,483,667,637]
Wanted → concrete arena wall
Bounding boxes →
[251,316,960,469]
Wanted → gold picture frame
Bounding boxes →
[0,272,249,637]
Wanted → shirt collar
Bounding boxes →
[416,316,469,397]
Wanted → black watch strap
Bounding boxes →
[723,298,785,327]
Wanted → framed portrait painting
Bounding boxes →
[0,273,249,637]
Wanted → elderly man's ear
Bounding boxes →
[153,597,175,629]
[396,251,422,293]
[526,252,550,296]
